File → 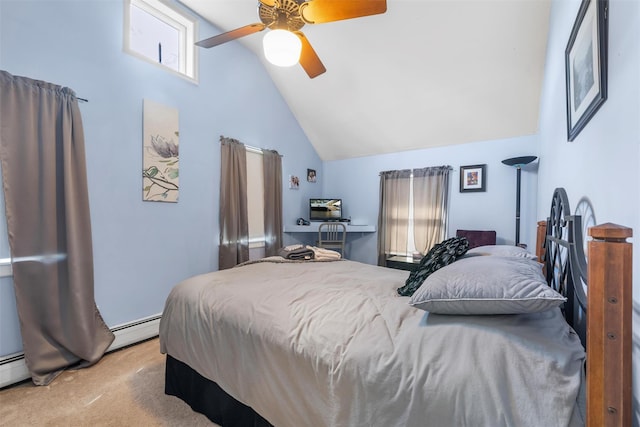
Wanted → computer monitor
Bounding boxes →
[309,199,342,221]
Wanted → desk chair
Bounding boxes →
[318,222,347,256]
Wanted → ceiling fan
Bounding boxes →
[195,0,387,79]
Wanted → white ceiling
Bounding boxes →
[180,0,551,161]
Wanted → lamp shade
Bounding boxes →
[263,30,302,67]
[502,156,537,167]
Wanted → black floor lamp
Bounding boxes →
[502,156,537,247]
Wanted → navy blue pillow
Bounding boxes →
[397,237,469,297]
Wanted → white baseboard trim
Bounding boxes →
[108,314,162,352]
[0,313,161,389]
[0,353,29,390]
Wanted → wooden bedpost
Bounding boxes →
[587,223,632,427]
[536,220,547,270]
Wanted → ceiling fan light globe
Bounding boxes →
[263,30,301,67]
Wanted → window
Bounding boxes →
[383,173,419,257]
[379,167,451,260]
[246,148,266,256]
[124,0,198,82]
[219,138,282,268]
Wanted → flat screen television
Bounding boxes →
[309,199,342,221]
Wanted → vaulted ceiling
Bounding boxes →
[180,0,551,161]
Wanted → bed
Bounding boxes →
[159,188,632,426]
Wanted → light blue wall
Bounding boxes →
[1,1,638,414]
[323,136,539,264]
[0,0,322,356]
[537,0,639,253]
[537,0,639,421]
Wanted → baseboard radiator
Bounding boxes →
[0,314,162,389]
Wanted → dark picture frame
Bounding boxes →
[307,168,316,182]
[460,164,486,193]
[565,0,608,141]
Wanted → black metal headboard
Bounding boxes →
[543,188,588,346]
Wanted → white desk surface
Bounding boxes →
[284,223,376,233]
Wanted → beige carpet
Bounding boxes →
[0,338,219,426]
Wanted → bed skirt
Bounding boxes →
[164,355,273,427]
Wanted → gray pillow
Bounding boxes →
[465,244,538,260]
[409,256,565,315]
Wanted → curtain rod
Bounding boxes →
[245,144,284,157]
[60,85,88,102]
[219,137,283,157]
[245,144,265,154]
[379,165,453,176]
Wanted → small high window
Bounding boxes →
[124,0,198,82]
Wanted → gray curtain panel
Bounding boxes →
[262,149,283,257]
[219,136,249,269]
[0,70,114,385]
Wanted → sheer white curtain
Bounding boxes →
[413,166,451,254]
[377,169,411,266]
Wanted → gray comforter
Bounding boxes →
[159,259,585,427]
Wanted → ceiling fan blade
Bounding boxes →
[259,0,276,6]
[195,23,266,48]
[295,32,326,79]
[299,0,386,24]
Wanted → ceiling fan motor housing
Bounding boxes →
[259,0,306,31]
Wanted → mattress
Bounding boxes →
[159,258,585,427]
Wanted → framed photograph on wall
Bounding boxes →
[460,164,486,193]
[307,168,316,182]
[565,0,608,141]
[289,175,300,189]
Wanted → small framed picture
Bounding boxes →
[307,168,316,182]
[460,164,486,193]
[289,175,300,189]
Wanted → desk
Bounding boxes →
[386,256,422,272]
[284,224,376,233]
[284,224,376,261]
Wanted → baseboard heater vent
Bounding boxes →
[0,314,162,389]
